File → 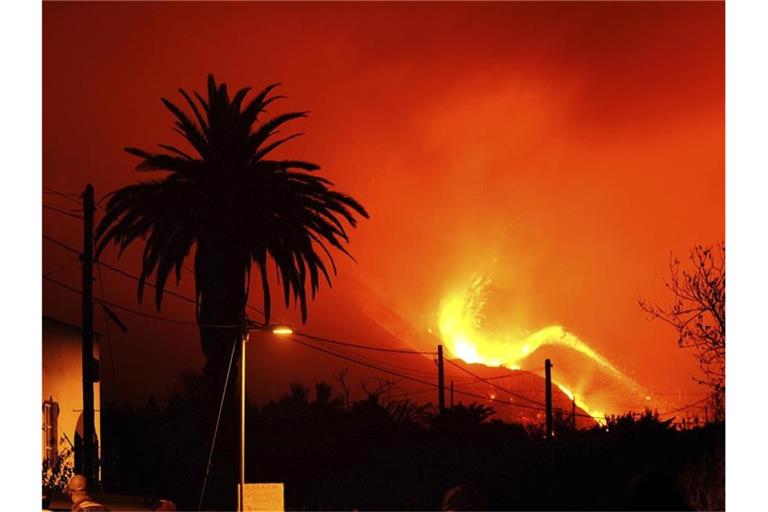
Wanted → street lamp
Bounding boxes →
[240,321,293,512]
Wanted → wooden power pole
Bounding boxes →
[437,345,445,413]
[81,184,97,487]
[545,358,553,440]
[572,395,577,431]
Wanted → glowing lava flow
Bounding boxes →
[556,383,606,427]
[437,274,641,423]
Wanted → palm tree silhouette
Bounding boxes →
[97,74,368,378]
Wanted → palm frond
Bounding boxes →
[97,74,367,332]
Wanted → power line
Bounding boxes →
[289,335,437,388]
[43,185,108,213]
[270,332,468,384]
[445,358,546,407]
[288,335,558,415]
[102,261,198,306]
[43,203,83,220]
[44,231,266,323]
[295,334,440,381]
[294,332,436,356]
[44,256,81,278]
[44,274,199,327]
[304,339,441,381]
[96,194,111,210]
[43,233,199,307]
[450,369,543,386]
[44,270,255,331]
[43,233,82,254]
[292,332,698,423]
[657,396,711,417]
[43,185,81,204]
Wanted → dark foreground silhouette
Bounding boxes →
[101,373,724,511]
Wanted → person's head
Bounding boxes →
[66,474,90,503]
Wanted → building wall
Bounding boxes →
[42,316,101,470]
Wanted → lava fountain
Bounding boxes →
[437,273,646,421]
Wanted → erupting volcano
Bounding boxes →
[436,273,651,422]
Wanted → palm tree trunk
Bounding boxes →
[195,240,248,380]
[194,240,248,510]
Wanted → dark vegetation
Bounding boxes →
[102,374,724,511]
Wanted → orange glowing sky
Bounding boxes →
[43,2,723,413]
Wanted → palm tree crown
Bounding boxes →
[97,75,368,337]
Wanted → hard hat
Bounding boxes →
[67,474,88,493]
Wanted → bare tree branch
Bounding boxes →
[639,243,725,421]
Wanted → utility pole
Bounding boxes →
[81,184,96,487]
[437,345,445,413]
[450,380,454,408]
[240,325,248,512]
[545,358,553,440]
[572,395,577,431]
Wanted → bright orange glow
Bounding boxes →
[42,2,723,407]
[437,272,647,420]
[271,326,294,336]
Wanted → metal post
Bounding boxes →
[81,184,96,486]
[437,345,445,413]
[545,358,553,440]
[240,330,247,512]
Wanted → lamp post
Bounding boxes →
[240,322,293,512]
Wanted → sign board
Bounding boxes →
[237,483,285,512]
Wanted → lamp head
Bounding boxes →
[270,325,293,336]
